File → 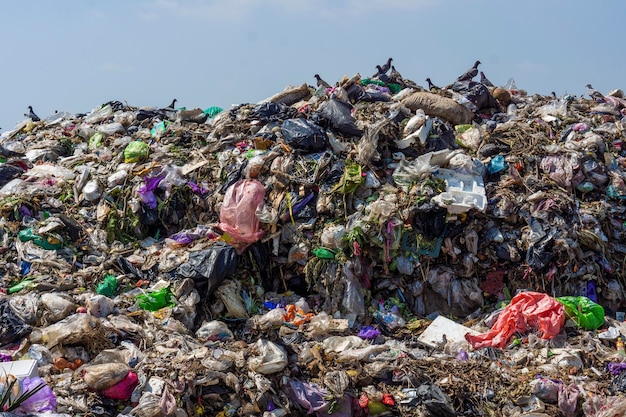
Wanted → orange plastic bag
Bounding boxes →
[218,179,266,253]
[465,291,564,349]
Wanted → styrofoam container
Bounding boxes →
[0,360,38,380]
[432,168,486,213]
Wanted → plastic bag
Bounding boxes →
[247,339,287,374]
[218,179,265,252]
[215,280,249,319]
[136,287,175,311]
[83,363,132,391]
[195,320,234,342]
[101,371,138,400]
[40,293,75,322]
[0,297,31,345]
[177,242,237,296]
[96,274,117,297]
[531,377,560,403]
[289,380,330,415]
[465,291,565,349]
[318,97,362,137]
[281,119,328,152]
[18,377,56,414]
[556,296,605,330]
[123,140,150,163]
[342,261,365,317]
[417,383,456,417]
[86,294,115,317]
[84,104,113,124]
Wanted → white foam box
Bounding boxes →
[417,315,479,349]
[432,168,486,214]
[0,360,39,380]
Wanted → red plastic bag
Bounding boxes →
[465,291,564,349]
[218,179,265,253]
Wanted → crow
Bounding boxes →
[425,78,439,91]
[167,99,178,109]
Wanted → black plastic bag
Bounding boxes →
[0,164,25,187]
[0,297,32,345]
[318,97,362,137]
[116,256,145,280]
[417,383,456,417]
[249,102,296,122]
[281,119,328,152]
[450,80,500,112]
[425,118,458,152]
[409,203,448,240]
[177,242,238,296]
[526,230,555,272]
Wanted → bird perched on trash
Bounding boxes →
[167,99,177,109]
[24,106,40,122]
[480,71,494,87]
[456,60,481,82]
[425,78,439,91]
[389,66,403,82]
[314,74,332,89]
[586,84,605,102]
[372,58,393,77]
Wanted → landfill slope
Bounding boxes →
[0,63,625,417]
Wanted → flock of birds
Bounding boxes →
[314,58,609,104]
[19,61,610,124]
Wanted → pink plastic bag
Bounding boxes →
[465,291,564,349]
[218,179,265,253]
[101,371,139,400]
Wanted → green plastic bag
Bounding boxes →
[312,247,336,259]
[18,228,63,250]
[88,132,104,150]
[330,161,364,194]
[203,106,224,118]
[556,296,605,330]
[123,141,150,163]
[136,287,175,311]
[96,275,118,297]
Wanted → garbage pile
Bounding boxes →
[0,60,625,416]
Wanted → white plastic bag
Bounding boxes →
[247,339,287,374]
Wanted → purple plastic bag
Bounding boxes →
[19,376,56,413]
[137,175,165,209]
[358,326,381,340]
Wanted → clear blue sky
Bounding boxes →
[1,0,624,131]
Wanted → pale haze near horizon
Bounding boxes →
[1,0,624,131]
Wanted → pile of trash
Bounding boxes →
[0,59,625,416]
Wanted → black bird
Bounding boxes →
[389,65,405,84]
[314,74,332,89]
[167,99,178,109]
[372,65,384,78]
[25,106,40,122]
[456,60,481,82]
[585,84,605,102]
[425,78,439,91]
[372,58,393,78]
[551,91,557,99]
[380,57,393,75]
[479,71,494,87]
